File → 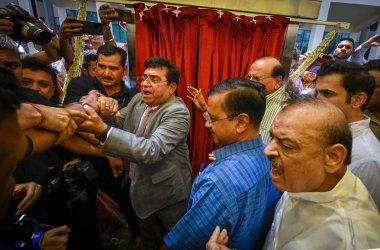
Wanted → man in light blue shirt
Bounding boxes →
[164,78,279,249]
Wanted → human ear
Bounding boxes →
[351,92,367,109]
[82,67,88,76]
[274,76,282,90]
[169,83,177,95]
[323,144,347,174]
[235,113,250,134]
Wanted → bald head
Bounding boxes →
[280,98,352,165]
[248,56,284,95]
[264,98,351,192]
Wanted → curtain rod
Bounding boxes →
[100,0,350,29]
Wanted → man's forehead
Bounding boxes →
[22,69,54,83]
[144,67,167,75]
[338,40,353,47]
[97,54,122,65]
[0,49,21,61]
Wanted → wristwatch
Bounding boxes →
[95,126,111,143]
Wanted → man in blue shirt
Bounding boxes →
[164,78,279,249]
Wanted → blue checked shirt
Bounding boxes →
[164,137,279,249]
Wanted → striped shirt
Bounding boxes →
[260,85,289,143]
[164,137,280,249]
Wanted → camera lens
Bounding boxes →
[19,21,52,45]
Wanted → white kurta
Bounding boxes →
[349,117,380,210]
[264,170,380,250]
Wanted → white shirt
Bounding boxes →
[264,170,380,250]
[349,117,380,210]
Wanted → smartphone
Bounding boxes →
[114,8,133,23]
[71,20,103,35]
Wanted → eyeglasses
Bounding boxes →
[0,60,21,70]
[137,75,169,85]
[203,111,237,123]
[245,74,273,82]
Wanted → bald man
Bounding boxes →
[207,98,380,250]
[187,56,289,144]
[246,56,289,143]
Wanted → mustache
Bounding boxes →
[267,155,280,167]
[101,76,113,80]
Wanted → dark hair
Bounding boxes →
[21,57,61,102]
[293,48,301,61]
[97,44,127,66]
[207,77,266,128]
[83,53,98,69]
[272,64,285,80]
[144,57,180,84]
[0,67,21,113]
[317,60,375,111]
[363,59,380,72]
[339,37,355,49]
[283,98,352,165]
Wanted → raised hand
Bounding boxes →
[186,86,207,112]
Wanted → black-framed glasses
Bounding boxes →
[136,75,169,85]
[203,111,237,123]
[245,74,273,82]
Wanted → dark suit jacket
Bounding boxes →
[103,93,193,219]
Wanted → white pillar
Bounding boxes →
[307,0,331,51]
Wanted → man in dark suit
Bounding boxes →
[79,56,193,250]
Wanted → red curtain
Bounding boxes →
[134,4,289,175]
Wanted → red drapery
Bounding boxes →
[134,4,289,175]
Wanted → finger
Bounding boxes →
[219,228,229,244]
[112,102,119,113]
[186,86,196,91]
[55,131,68,146]
[16,184,42,215]
[83,105,100,120]
[208,226,221,243]
[186,95,195,101]
[66,109,90,120]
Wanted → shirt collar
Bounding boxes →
[287,169,351,203]
[213,137,264,161]
[349,116,371,138]
[267,84,288,102]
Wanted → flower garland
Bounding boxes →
[61,0,87,105]
[289,29,337,83]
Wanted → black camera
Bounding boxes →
[48,160,97,203]
[4,3,52,45]
[0,215,52,250]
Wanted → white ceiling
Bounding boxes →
[328,1,380,32]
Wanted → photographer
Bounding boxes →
[0,4,74,65]
[0,67,69,250]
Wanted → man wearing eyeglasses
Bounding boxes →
[187,56,288,145]
[164,78,279,249]
[246,56,289,143]
[78,56,193,250]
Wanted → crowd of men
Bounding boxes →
[1,2,380,250]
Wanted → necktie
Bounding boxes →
[129,106,153,178]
